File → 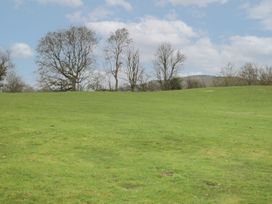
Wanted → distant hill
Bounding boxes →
[181,75,217,88]
[119,74,249,91]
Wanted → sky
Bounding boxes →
[1,0,272,86]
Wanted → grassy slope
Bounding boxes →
[0,87,271,204]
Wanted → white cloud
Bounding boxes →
[14,0,83,7]
[106,0,133,11]
[67,7,113,23]
[246,0,272,30]
[86,16,197,62]
[85,17,272,75]
[10,43,33,59]
[37,0,83,7]
[157,0,229,7]
[87,17,197,40]
[222,36,272,64]
[67,1,134,23]
[184,38,222,72]
[185,35,272,73]
[88,6,113,21]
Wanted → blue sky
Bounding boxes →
[1,0,272,85]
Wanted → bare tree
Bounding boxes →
[106,72,113,91]
[105,28,132,91]
[138,72,149,91]
[239,63,259,85]
[154,42,185,90]
[186,78,205,89]
[86,71,106,91]
[0,50,13,89]
[4,71,25,93]
[220,63,238,86]
[125,47,144,91]
[259,66,272,85]
[36,26,97,91]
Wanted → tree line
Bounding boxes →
[0,26,184,92]
[0,50,32,92]
[0,26,272,92]
[214,62,272,86]
[36,26,185,92]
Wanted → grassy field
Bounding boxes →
[0,86,271,203]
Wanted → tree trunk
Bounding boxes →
[115,77,118,91]
[71,79,77,91]
[131,85,135,92]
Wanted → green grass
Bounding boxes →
[0,86,272,203]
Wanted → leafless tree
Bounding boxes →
[154,42,185,90]
[220,63,238,86]
[0,50,13,89]
[239,63,259,85]
[125,47,144,91]
[105,28,132,91]
[85,71,106,91]
[138,72,150,91]
[186,78,205,89]
[36,26,97,91]
[259,66,272,85]
[4,71,25,93]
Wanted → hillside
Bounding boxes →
[0,87,272,203]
